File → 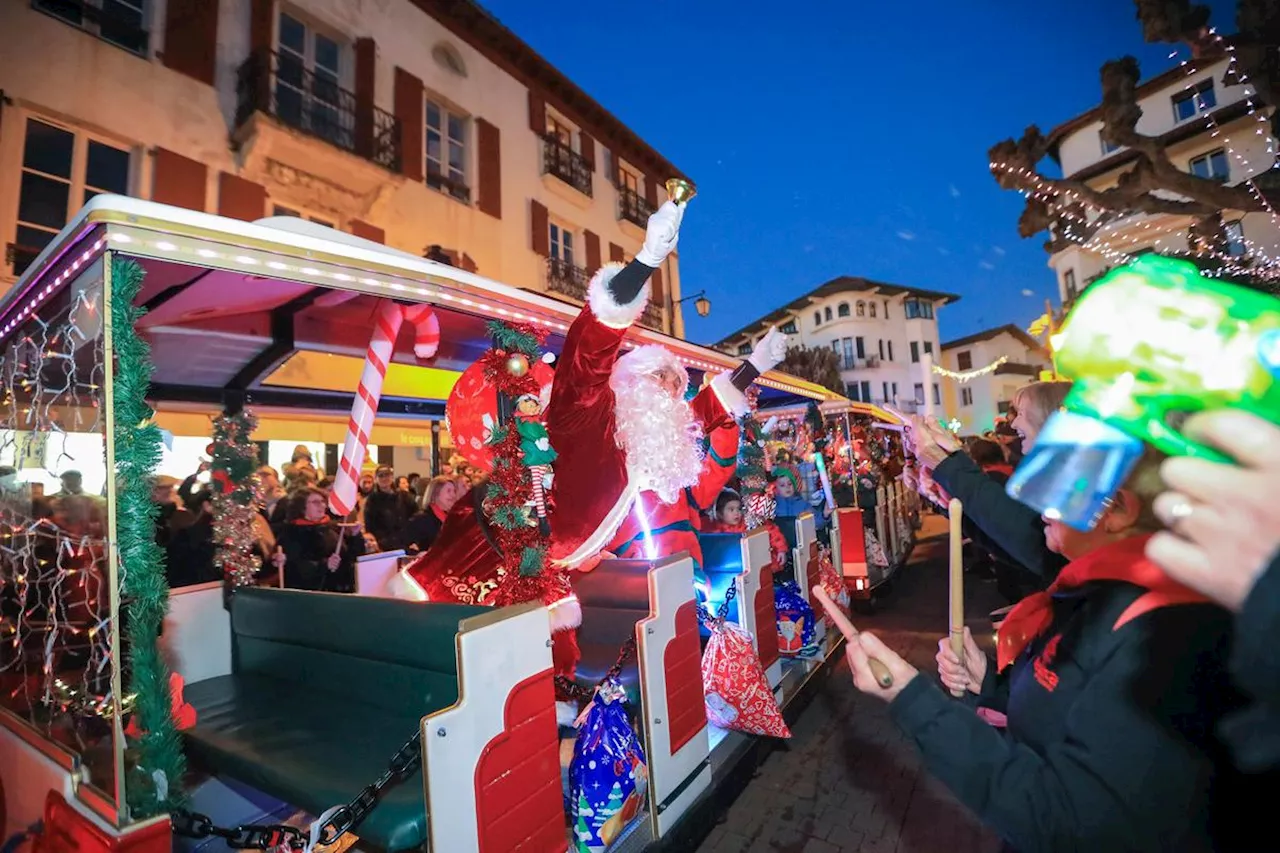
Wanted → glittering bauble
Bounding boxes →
[506,353,530,377]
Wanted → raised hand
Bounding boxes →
[635,201,684,268]
[748,326,790,374]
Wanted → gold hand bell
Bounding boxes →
[665,178,696,206]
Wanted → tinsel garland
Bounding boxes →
[477,321,560,604]
[109,256,187,815]
[210,410,262,587]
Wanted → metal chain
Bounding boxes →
[696,582,738,627]
[170,727,424,851]
[554,635,638,702]
[170,810,306,851]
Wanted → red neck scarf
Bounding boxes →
[983,463,1014,477]
[996,534,1210,672]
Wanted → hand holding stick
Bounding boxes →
[948,498,965,698]
[813,585,894,688]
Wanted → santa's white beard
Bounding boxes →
[612,377,705,505]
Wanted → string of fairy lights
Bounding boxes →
[989,28,1280,289]
[931,356,1009,382]
[0,285,116,743]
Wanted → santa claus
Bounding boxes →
[403,200,789,720]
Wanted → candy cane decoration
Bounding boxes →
[329,299,439,517]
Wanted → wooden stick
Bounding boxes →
[948,498,965,698]
[812,585,894,689]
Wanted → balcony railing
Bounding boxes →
[542,135,592,196]
[546,257,589,301]
[236,49,401,172]
[619,187,653,227]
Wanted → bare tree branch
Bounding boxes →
[990,0,1278,255]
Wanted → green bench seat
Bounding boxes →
[183,588,487,852]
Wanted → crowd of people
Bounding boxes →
[154,445,484,591]
[824,378,1280,851]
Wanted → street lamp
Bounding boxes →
[674,290,712,318]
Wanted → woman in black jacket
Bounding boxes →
[830,454,1254,852]
[911,381,1073,584]
[276,487,365,591]
[402,476,460,554]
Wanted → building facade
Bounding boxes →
[938,325,1048,434]
[716,277,959,413]
[1045,53,1279,305]
[0,0,690,335]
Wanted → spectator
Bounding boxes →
[276,487,365,591]
[402,476,459,553]
[840,451,1254,852]
[363,465,416,550]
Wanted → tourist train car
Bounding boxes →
[756,400,917,604]
[0,196,854,853]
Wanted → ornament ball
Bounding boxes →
[506,353,530,377]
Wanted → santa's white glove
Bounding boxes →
[748,326,789,374]
[634,201,684,268]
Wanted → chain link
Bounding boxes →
[554,636,638,703]
[170,809,306,851]
[697,582,737,626]
[170,727,424,851]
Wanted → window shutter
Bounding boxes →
[349,220,384,243]
[217,173,266,221]
[579,131,596,171]
[249,0,272,54]
[528,89,546,135]
[394,67,425,182]
[530,200,549,256]
[651,268,665,304]
[475,117,502,219]
[151,149,207,211]
[354,38,376,160]
[162,0,219,85]
[584,230,601,272]
[460,253,478,273]
[644,177,658,209]
[609,242,625,263]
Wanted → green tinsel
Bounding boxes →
[519,545,545,577]
[485,320,540,357]
[492,505,527,529]
[110,257,187,815]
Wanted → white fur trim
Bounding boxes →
[552,484,639,569]
[710,371,751,418]
[548,595,582,631]
[556,701,580,728]
[587,262,650,330]
[612,345,688,396]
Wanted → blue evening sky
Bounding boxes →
[479,0,1238,345]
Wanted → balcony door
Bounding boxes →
[275,11,350,150]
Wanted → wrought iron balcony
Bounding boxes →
[619,187,653,227]
[546,257,589,301]
[236,49,401,172]
[542,135,592,196]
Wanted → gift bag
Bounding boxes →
[775,581,819,658]
[818,548,851,617]
[702,620,790,738]
[569,680,648,852]
[865,528,889,567]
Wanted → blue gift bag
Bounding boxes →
[775,580,819,658]
[569,680,648,851]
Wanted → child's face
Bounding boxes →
[776,477,795,498]
[721,500,743,527]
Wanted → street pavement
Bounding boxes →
[697,514,1008,853]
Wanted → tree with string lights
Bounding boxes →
[989,0,1280,275]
